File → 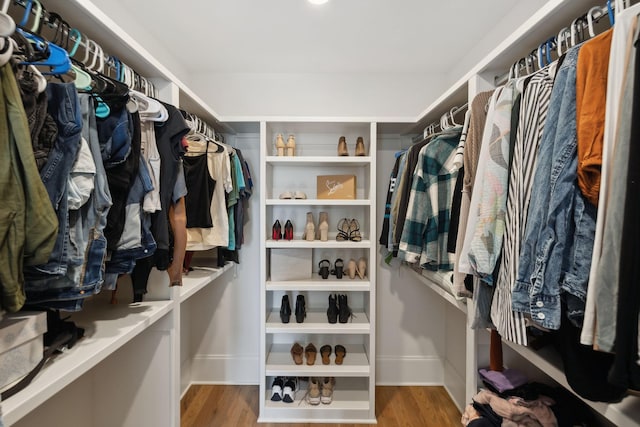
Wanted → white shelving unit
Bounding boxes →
[396,0,640,424]
[0,1,236,426]
[259,120,377,423]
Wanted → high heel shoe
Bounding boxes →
[295,295,306,323]
[284,220,294,240]
[319,259,330,280]
[336,218,350,241]
[275,133,286,156]
[327,294,338,324]
[272,220,282,240]
[286,134,296,156]
[280,295,292,323]
[347,259,357,279]
[317,212,329,241]
[331,258,344,279]
[338,136,348,156]
[348,218,362,242]
[305,212,315,241]
[355,136,366,156]
[356,257,367,279]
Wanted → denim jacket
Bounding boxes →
[514,45,595,330]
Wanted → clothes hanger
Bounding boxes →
[570,16,587,47]
[587,6,607,38]
[0,0,15,37]
[557,27,570,56]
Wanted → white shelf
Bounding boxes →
[178,263,234,302]
[265,344,371,377]
[266,198,371,206]
[1,297,174,426]
[267,278,371,292]
[266,156,372,165]
[266,311,371,334]
[266,239,371,249]
[502,340,640,427]
[405,266,467,314]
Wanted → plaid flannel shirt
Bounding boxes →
[398,129,461,271]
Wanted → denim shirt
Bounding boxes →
[514,45,595,330]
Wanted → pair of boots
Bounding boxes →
[327,294,353,324]
[307,377,335,405]
[280,295,305,323]
[305,212,329,241]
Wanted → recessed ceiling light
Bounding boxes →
[308,0,329,5]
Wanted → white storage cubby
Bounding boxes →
[259,120,377,423]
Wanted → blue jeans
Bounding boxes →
[25,83,82,279]
[514,45,593,330]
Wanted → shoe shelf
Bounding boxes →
[266,156,372,166]
[265,344,371,377]
[266,278,371,292]
[264,377,370,411]
[266,311,371,334]
[266,239,372,249]
[266,198,371,206]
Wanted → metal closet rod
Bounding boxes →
[416,101,468,142]
[493,0,617,86]
[11,0,157,96]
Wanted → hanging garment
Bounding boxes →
[582,5,640,349]
[140,119,162,213]
[183,143,216,228]
[398,128,461,271]
[0,63,57,312]
[389,151,408,254]
[379,153,402,249]
[492,66,556,345]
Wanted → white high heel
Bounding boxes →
[275,133,285,156]
[305,212,315,241]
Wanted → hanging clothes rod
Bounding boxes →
[10,0,157,97]
[417,102,468,142]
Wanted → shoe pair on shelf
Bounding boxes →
[327,294,354,324]
[318,258,344,279]
[346,257,367,279]
[275,134,296,156]
[279,191,307,200]
[319,344,347,365]
[336,218,362,242]
[271,376,297,403]
[307,377,336,405]
[272,219,294,240]
[305,212,329,242]
[337,136,366,157]
[280,295,306,323]
[290,342,317,365]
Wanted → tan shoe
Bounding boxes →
[305,343,317,365]
[355,136,366,156]
[357,257,367,279]
[286,134,296,156]
[317,212,329,241]
[338,136,348,156]
[275,133,285,156]
[307,377,321,405]
[321,377,335,404]
[347,259,357,279]
[305,212,315,241]
[291,342,304,365]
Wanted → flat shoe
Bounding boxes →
[291,342,304,365]
[320,345,332,365]
[293,191,307,199]
[305,343,317,365]
[279,191,293,199]
[334,344,346,365]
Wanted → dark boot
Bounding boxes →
[327,294,338,324]
[295,295,306,323]
[338,294,352,323]
[280,295,291,323]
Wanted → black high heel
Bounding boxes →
[319,259,330,280]
[327,294,338,324]
[280,295,291,323]
[295,295,306,323]
[331,258,344,279]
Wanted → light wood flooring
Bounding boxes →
[181,385,462,426]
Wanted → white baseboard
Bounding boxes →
[375,355,444,385]
[190,354,259,385]
[443,359,466,411]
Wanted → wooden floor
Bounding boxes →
[181,385,462,426]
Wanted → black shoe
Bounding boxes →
[280,295,291,323]
[295,295,306,323]
[338,294,353,323]
[270,377,284,401]
[327,294,338,324]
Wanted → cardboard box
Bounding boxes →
[0,311,47,391]
[317,175,356,200]
[270,249,312,281]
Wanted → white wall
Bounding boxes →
[188,72,446,118]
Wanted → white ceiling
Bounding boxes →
[98,0,543,75]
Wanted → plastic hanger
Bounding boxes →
[129,89,168,122]
[571,16,586,47]
[587,6,607,38]
[557,27,570,56]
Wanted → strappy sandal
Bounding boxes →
[348,219,362,242]
[336,218,350,241]
[305,343,318,365]
[318,259,331,279]
[320,345,332,365]
[331,258,344,279]
[334,344,347,365]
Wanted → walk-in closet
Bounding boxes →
[1,0,640,426]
